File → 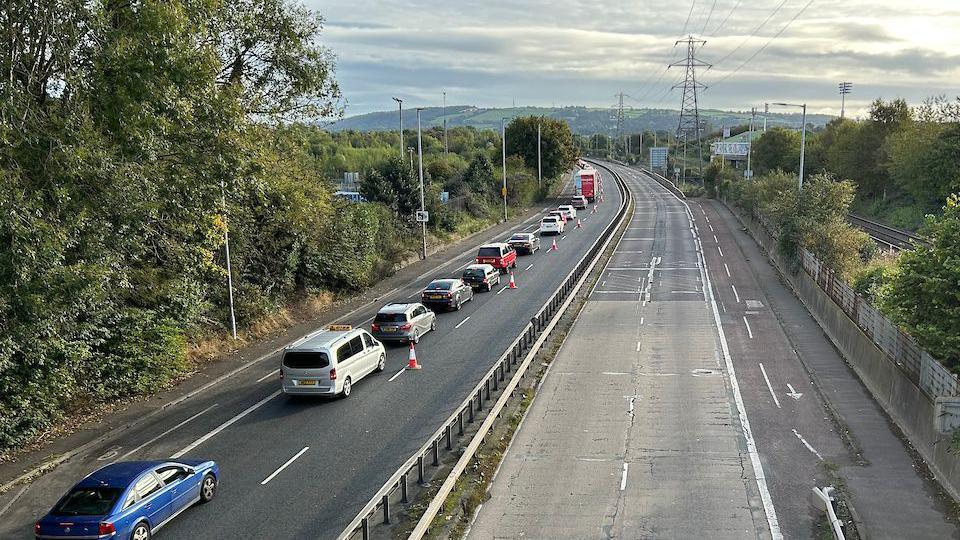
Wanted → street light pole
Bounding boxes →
[416,108,427,260]
[393,97,404,163]
[746,107,755,179]
[769,102,808,189]
[220,180,237,340]
[537,122,542,190]
[442,92,448,155]
[501,117,508,222]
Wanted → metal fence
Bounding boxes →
[799,249,960,399]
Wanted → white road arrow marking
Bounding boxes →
[786,384,804,400]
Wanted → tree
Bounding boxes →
[880,195,960,371]
[887,119,960,212]
[463,153,495,196]
[362,157,420,218]
[504,116,576,180]
[752,128,801,175]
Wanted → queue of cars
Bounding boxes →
[34,195,601,539]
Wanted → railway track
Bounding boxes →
[848,213,929,252]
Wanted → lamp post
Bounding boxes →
[501,117,508,222]
[392,97,404,163]
[416,108,427,260]
[442,91,448,154]
[767,102,807,189]
[220,180,237,340]
[537,122,542,190]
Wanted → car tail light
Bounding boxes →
[329,368,337,380]
[279,368,284,380]
[34,522,40,535]
[98,522,116,535]
[371,323,380,331]
[400,323,412,330]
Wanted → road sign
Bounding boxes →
[440,191,449,203]
[415,210,429,223]
[650,147,668,169]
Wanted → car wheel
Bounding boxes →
[455,298,462,311]
[411,330,420,344]
[200,473,217,503]
[376,353,386,372]
[430,319,437,331]
[341,377,352,398]
[131,523,151,540]
[511,260,517,269]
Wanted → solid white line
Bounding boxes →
[261,446,309,485]
[0,485,29,520]
[171,391,280,459]
[620,463,629,491]
[122,404,219,460]
[792,429,824,461]
[455,316,471,329]
[724,263,731,277]
[743,316,754,339]
[731,284,741,303]
[650,170,783,538]
[758,363,782,409]
[717,245,724,257]
[524,263,533,271]
[256,369,279,383]
[388,367,406,382]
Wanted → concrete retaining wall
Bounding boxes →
[725,201,960,501]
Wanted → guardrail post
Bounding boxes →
[477,388,484,410]
[361,517,369,540]
[505,353,512,372]
[485,378,491,399]
[468,399,475,422]
[445,425,452,450]
[492,371,499,391]
[382,494,390,524]
[417,455,425,484]
[458,409,465,434]
[400,473,409,503]
[500,363,505,381]
[432,438,440,466]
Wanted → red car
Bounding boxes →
[476,243,517,274]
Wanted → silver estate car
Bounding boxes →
[280,325,385,398]
[370,302,437,344]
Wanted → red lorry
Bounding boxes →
[574,168,600,203]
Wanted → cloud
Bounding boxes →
[307,0,960,116]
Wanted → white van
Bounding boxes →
[280,325,386,398]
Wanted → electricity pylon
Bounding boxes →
[670,36,711,183]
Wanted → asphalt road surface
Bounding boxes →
[0,179,622,539]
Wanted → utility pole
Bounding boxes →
[220,180,237,340]
[839,82,853,119]
[537,122,542,190]
[746,107,756,179]
[768,102,808,189]
[392,97,404,163]
[501,117,508,222]
[416,108,427,260]
[670,36,711,183]
[442,91,449,154]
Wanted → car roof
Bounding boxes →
[465,263,495,271]
[78,461,167,488]
[559,204,573,208]
[428,278,460,285]
[288,328,356,351]
[479,242,509,248]
[510,232,533,237]
[380,303,415,314]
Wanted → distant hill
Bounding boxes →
[326,105,834,134]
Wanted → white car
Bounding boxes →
[540,216,564,235]
[281,325,385,398]
[558,205,577,219]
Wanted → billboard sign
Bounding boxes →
[712,142,750,157]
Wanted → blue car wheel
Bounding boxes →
[131,522,151,540]
[200,474,217,503]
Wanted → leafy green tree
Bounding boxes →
[752,128,801,175]
[362,156,420,218]
[463,153,495,196]
[880,195,960,371]
[887,120,960,212]
[505,116,576,179]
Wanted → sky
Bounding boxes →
[307,0,960,119]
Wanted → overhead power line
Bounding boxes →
[709,0,816,87]
[682,0,698,35]
[699,0,719,37]
[713,0,790,66]
[711,0,743,36]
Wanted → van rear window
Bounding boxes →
[283,351,329,369]
[477,247,501,257]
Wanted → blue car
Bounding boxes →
[35,459,218,539]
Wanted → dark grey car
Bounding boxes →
[421,279,474,311]
[370,303,437,344]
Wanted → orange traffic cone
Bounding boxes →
[576,218,582,229]
[407,342,421,369]
[509,272,517,289]
[551,238,558,251]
